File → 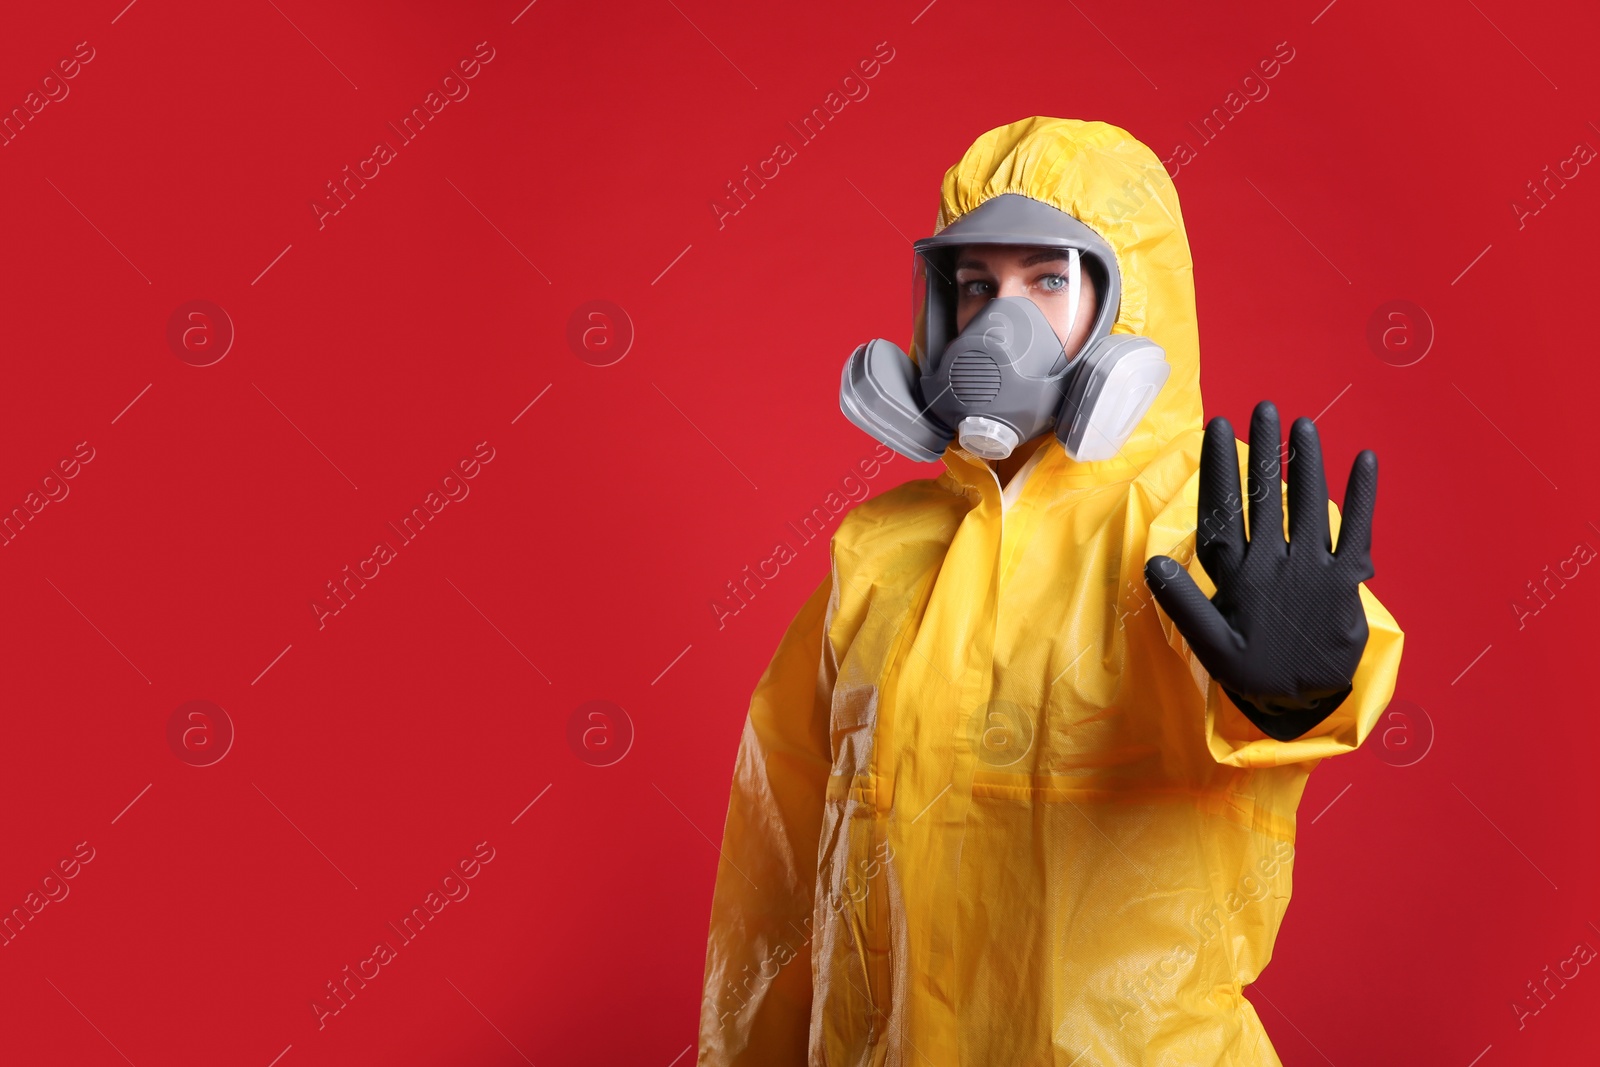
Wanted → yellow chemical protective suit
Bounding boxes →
[698,117,1403,1066]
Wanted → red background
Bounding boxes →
[2,0,1596,1063]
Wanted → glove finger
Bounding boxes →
[1144,555,1242,677]
[1196,417,1245,580]
[1247,400,1285,551]
[1287,417,1332,555]
[1334,449,1378,580]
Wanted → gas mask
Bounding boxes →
[839,193,1170,463]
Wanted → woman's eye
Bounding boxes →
[959,280,992,298]
[1036,274,1068,293]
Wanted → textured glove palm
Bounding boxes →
[1144,401,1377,741]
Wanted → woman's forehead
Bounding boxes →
[955,244,1075,270]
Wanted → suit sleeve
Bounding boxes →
[698,571,837,1066]
[1145,446,1405,769]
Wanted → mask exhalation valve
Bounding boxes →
[957,416,1020,460]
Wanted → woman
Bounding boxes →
[699,116,1403,1066]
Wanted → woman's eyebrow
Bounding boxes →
[954,257,990,272]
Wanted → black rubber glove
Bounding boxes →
[1143,400,1377,741]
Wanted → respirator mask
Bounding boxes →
[839,194,1170,463]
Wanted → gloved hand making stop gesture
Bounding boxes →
[1143,401,1378,741]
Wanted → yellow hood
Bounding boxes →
[927,116,1201,464]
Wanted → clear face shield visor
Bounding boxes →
[912,196,1121,377]
[911,246,1084,374]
